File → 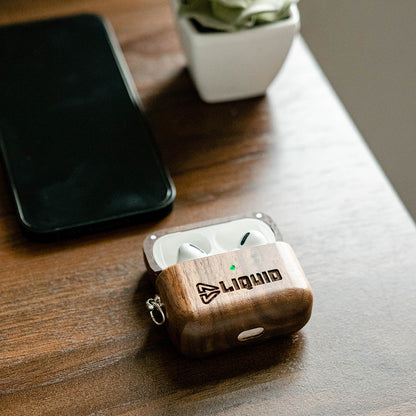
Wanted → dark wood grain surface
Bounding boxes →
[1,1,416,415]
[156,242,313,357]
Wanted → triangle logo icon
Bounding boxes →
[196,283,221,304]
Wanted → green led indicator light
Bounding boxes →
[230,265,236,271]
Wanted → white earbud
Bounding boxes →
[239,230,267,248]
[177,243,208,263]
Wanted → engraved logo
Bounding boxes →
[196,283,221,304]
[196,269,283,304]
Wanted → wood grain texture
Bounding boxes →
[156,242,312,357]
[1,0,416,415]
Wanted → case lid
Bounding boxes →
[143,212,281,278]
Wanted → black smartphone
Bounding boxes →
[0,14,175,240]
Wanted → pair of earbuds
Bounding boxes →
[177,230,268,263]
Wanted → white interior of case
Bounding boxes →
[152,218,276,269]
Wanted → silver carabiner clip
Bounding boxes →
[145,295,166,326]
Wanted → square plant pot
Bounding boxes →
[173,1,300,103]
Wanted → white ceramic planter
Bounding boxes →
[173,1,300,103]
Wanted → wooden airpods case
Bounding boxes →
[143,213,313,357]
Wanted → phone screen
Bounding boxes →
[0,14,175,238]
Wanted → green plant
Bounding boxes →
[179,0,298,32]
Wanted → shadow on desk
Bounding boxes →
[143,69,277,177]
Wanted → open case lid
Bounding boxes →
[143,212,282,278]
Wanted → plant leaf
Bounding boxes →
[179,0,297,32]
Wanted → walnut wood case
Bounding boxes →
[143,213,313,357]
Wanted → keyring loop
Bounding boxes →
[146,296,166,326]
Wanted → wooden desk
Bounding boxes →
[1,1,416,415]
